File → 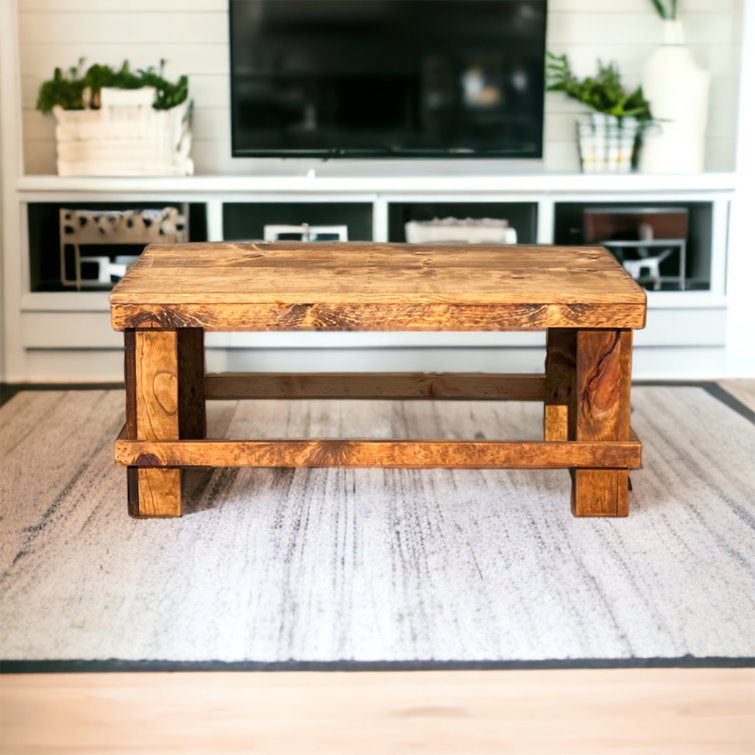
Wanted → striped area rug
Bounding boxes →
[1,386,753,667]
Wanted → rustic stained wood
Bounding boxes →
[177,328,206,439]
[132,330,182,517]
[544,329,577,442]
[124,329,140,516]
[572,329,633,517]
[125,328,207,517]
[110,243,647,332]
[114,436,642,471]
[204,372,546,401]
[112,242,646,519]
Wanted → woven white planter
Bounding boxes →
[53,87,193,176]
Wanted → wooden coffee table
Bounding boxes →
[111,242,646,518]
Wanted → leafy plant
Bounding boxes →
[36,59,189,113]
[649,0,677,19]
[546,53,652,121]
[36,65,87,111]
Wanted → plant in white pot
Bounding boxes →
[640,1,710,173]
[546,54,652,173]
[37,60,193,176]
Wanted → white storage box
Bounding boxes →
[405,217,517,244]
[53,87,193,176]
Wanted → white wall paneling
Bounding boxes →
[632,346,729,381]
[536,198,555,244]
[206,199,224,242]
[16,0,742,175]
[726,0,755,376]
[1,0,25,381]
[17,345,734,384]
[202,347,552,378]
[372,198,389,244]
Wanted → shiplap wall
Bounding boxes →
[18,0,741,175]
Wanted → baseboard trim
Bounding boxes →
[2,656,754,675]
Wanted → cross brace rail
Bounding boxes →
[203,372,547,401]
[116,427,642,470]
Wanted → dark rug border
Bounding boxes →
[1,380,754,425]
[0,382,124,408]
[700,383,755,424]
[2,656,754,674]
[2,380,753,675]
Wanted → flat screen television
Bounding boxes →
[229,0,547,158]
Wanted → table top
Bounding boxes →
[110,242,647,332]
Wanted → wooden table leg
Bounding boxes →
[176,328,206,441]
[124,328,205,518]
[544,328,577,442]
[571,329,633,517]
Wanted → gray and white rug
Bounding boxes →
[1,386,753,667]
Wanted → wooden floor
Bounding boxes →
[1,669,754,754]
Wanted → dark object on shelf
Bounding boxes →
[229,0,547,158]
[60,205,189,289]
[584,207,689,291]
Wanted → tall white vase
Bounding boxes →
[639,19,710,174]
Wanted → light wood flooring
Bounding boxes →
[1,669,754,754]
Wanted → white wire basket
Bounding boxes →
[576,114,639,174]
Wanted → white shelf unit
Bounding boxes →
[4,171,735,382]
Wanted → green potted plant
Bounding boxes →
[36,60,192,176]
[649,0,677,19]
[546,53,652,173]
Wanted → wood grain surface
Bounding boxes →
[2,670,752,755]
[110,243,647,331]
[177,328,206,439]
[114,436,642,470]
[124,329,140,515]
[544,329,577,442]
[204,372,547,401]
[132,330,181,517]
[572,329,633,517]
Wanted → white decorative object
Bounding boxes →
[59,206,189,289]
[405,217,517,244]
[576,114,638,174]
[53,87,193,176]
[639,20,710,174]
[263,224,349,241]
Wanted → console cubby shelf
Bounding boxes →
[17,170,734,300]
[6,171,736,381]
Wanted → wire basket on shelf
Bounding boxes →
[576,114,639,174]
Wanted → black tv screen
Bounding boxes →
[229,0,547,158]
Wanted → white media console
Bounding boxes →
[2,168,735,382]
